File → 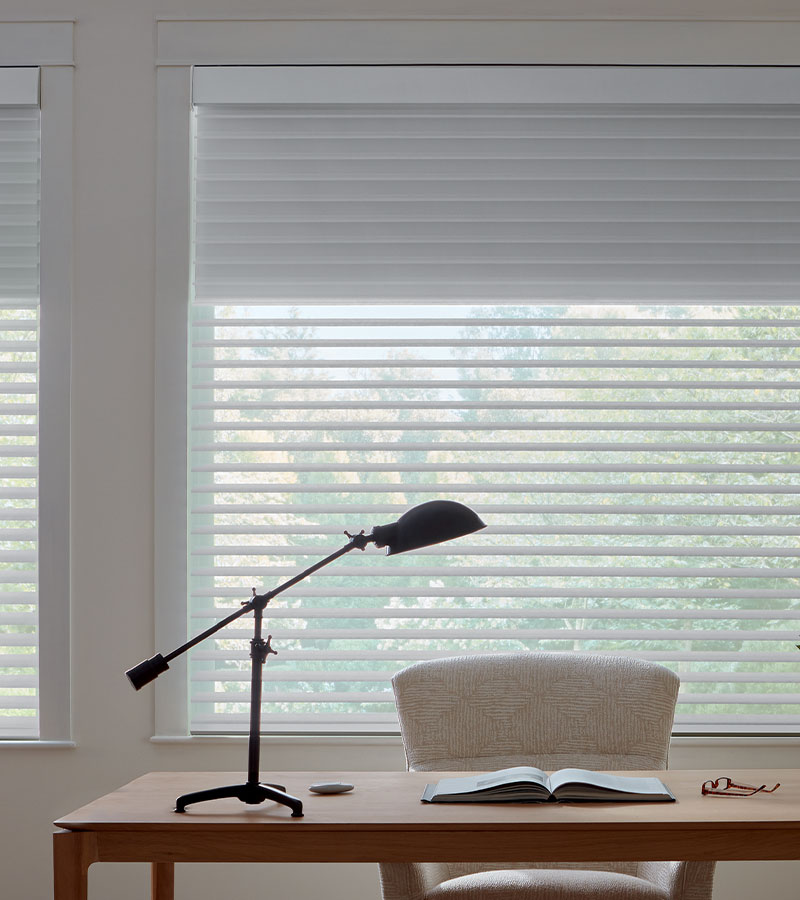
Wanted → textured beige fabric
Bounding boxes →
[637,862,717,900]
[378,652,715,900]
[394,653,677,773]
[426,868,669,900]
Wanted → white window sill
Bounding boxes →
[151,733,800,749]
[671,735,800,748]
[151,733,403,746]
[0,740,76,749]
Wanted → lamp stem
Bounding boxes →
[246,603,270,785]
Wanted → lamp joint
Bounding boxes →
[344,529,371,551]
[249,587,272,611]
[251,634,278,665]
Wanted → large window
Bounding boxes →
[184,66,800,736]
[0,74,40,737]
[0,59,72,742]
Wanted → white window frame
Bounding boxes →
[152,16,800,740]
[0,21,74,744]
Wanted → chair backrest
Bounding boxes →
[393,652,679,773]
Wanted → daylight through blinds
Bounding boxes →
[0,102,40,738]
[189,68,800,734]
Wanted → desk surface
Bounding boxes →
[54,769,800,863]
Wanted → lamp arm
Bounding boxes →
[161,603,250,666]
[253,529,371,610]
[126,530,373,689]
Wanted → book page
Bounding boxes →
[432,766,549,797]
[474,766,549,790]
[548,768,670,795]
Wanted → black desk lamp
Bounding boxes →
[125,500,486,817]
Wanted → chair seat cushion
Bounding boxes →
[426,868,669,900]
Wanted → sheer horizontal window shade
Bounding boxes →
[190,67,800,735]
[0,77,40,737]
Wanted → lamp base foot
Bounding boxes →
[174,781,304,817]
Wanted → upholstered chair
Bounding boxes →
[379,652,715,900]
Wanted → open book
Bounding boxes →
[421,766,675,803]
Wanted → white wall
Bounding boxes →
[1,3,800,898]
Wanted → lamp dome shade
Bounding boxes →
[370,500,486,556]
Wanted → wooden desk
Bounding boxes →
[53,769,800,900]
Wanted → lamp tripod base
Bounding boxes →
[174,781,304,817]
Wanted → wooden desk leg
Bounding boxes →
[151,863,175,900]
[53,830,95,900]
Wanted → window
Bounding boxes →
[182,66,800,736]
[0,71,40,737]
[0,59,72,741]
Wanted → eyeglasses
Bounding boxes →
[701,776,781,797]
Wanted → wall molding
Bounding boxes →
[155,13,800,23]
[156,17,800,66]
[0,21,74,66]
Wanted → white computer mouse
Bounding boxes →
[308,781,355,794]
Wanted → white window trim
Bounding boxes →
[0,21,73,67]
[37,64,73,743]
[155,16,800,67]
[153,16,800,740]
[0,22,74,744]
[154,65,192,737]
